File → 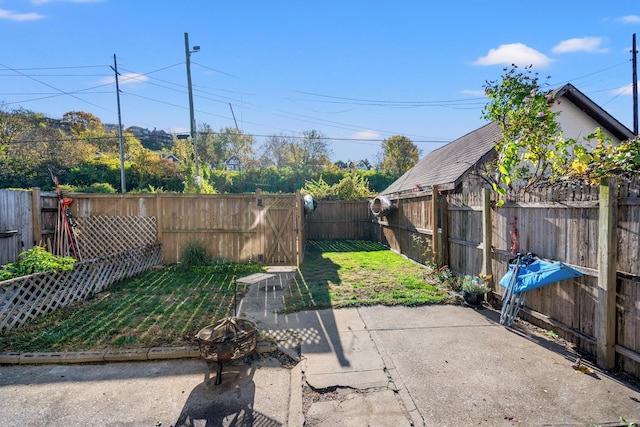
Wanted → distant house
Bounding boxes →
[125,126,172,150]
[223,155,242,172]
[353,160,371,171]
[151,128,172,148]
[163,153,180,163]
[125,126,150,140]
[380,83,635,198]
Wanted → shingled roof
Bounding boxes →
[380,121,500,196]
[380,83,635,198]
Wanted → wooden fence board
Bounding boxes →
[305,200,371,240]
[0,189,33,265]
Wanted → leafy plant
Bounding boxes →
[461,274,492,294]
[481,66,578,205]
[0,246,76,281]
[568,128,640,183]
[177,242,210,270]
[302,171,372,201]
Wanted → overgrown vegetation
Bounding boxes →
[570,128,640,183]
[481,65,640,205]
[0,107,400,195]
[0,240,456,352]
[0,246,76,281]
[302,171,373,200]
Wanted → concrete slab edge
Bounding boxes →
[0,346,201,365]
[288,363,305,426]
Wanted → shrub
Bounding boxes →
[0,246,76,281]
[178,242,210,270]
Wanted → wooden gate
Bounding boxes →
[258,193,303,265]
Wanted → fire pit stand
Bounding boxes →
[195,278,258,385]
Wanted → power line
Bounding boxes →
[0,63,111,112]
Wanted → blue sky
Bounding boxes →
[1,1,639,163]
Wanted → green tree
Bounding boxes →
[62,111,104,135]
[302,171,372,200]
[224,127,256,169]
[197,123,226,168]
[261,134,295,168]
[482,66,577,203]
[380,135,419,175]
[262,130,331,170]
[299,130,332,171]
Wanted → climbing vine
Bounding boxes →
[568,128,640,183]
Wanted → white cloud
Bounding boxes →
[552,37,608,54]
[612,81,640,95]
[620,15,640,24]
[351,130,379,140]
[100,73,149,85]
[474,43,553,68]
[0,9,44,20]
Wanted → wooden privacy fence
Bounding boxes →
[0,189,307,266]
[377,179,640,377]
[372,189,439,266]
[68,191,306,265]
[305,200,372,240]
[0,243,162,332]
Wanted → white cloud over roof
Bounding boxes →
[552,37,608,54]
[474,43,553,68]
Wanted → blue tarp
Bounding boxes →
[499,259,583,293]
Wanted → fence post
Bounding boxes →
[31,187,42,246]
[482,188,493,278]
[155,191,164,253]
[295,191,302,267]
[431,186,439,265]
[440,193,449,267]
[597,177,617,370]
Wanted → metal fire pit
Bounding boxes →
[195,316,257,385]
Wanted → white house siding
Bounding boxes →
[551,99,627,150]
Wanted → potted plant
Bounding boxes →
[461,274,492,307]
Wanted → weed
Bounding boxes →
[545,330,559,339]
[178,242,210,270]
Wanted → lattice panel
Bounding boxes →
[0,243,162,333]
[74,216,157,259]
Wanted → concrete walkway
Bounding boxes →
[1,270,640,426]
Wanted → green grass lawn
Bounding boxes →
[284,240,452,312]
[0,240,453,353]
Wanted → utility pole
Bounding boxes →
[632,33,638,135]
[111,54,126,193]
[184,32,201,184]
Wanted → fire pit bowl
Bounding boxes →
[195,316,258,384]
